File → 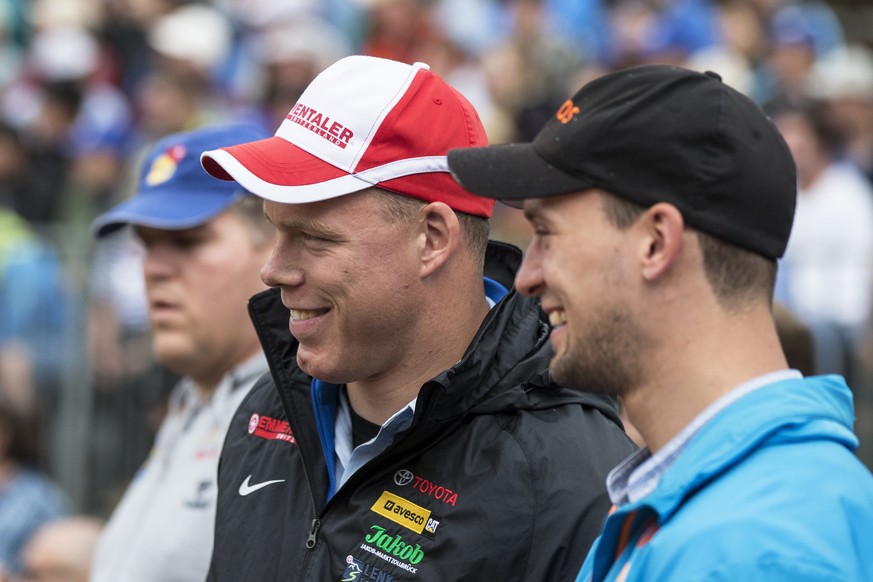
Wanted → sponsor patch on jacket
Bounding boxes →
[359,524,425,572]
[341,555,397,581]
[394,469,459,506]
[370,491,433,535]
[248,413,296,444]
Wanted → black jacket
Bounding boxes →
[207,242,637,581]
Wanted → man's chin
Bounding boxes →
[153,342,196,375]
[296,352,341,383]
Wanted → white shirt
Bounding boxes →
[778,161,873,327]
[334,389,416,489]
[90,353,268,582]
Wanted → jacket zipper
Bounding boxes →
[306,518,321,549]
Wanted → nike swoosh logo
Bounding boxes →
[238,475,286,496]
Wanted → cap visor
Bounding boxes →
[447,143,594,205]
[201,136,375,204]
[91,190,240,238]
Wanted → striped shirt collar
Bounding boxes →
[607,369,803,506]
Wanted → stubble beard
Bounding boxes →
[550,304,643,397]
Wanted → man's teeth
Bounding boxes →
[549,311,567,326]
[291,309,320,321]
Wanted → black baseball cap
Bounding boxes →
[447,64,797,259]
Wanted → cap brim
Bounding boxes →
[91,190,242,238]
[447,143,594,207]
[201,136,375,204]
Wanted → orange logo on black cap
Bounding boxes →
[556,100,579,124]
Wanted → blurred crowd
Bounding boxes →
[1,0,873,575]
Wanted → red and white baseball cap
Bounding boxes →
[201,55,494,217]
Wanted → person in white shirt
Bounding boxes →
[773,100,873,378]
[87,123,275,582]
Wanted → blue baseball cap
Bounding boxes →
[91,123,270,238]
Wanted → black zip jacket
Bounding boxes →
[207,242,637,581]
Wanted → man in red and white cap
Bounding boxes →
[200,56,636,582]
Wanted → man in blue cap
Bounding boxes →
[88,124,275,582]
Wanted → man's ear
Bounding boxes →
[418,202,460,278]
[638,202,685,282]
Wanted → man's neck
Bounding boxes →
[347,294,491,425]
[189,346,262,402]
[626,307,789,453]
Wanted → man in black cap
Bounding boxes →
[448,64,873,581]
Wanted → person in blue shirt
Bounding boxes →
[0,401,71,578]
[448,64,873,581]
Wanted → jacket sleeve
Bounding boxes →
[520,404,637,581]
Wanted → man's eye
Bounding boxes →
[173,237,203,248]
[301,232,330,244]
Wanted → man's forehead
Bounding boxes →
[133,222,212,238]
[261,197,369,237]
[521,197,559,223]
[521,189,601,222]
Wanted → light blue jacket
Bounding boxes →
[577,375,873,581]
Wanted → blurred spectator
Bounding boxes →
[86,228,176,515]
[755,0,847,107]
[0,144,69,416]
[88,124,273,582]
[759,5,819,107]
[756,0,846,57]
[0,402,71,578]
[1,24,134,226]
[361,0,431,64]
[479,0,584,142]
[247,14,351,129]
[134,65,215,142]
[773,100,873,380]
[431,0,507,57]
[600,0,721,69]
[685,0,768,97]
[808,43,873,182]
[15,515,103,582]
[132,2,235,144]
[147,4,233,79]
[0,0,26,90]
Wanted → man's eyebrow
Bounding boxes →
[265,212,344,238]
[523,203,544,223]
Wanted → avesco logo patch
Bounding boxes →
[287,103,353,149]
[248,413,296,445]
[394,469,458,506]
[371,491,430,535]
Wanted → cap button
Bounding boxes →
[704,71,722,82]
[412,61,431,71]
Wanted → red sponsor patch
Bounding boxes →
[394,469,459,506]
[248,413,296,444]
